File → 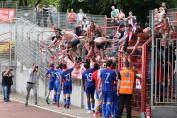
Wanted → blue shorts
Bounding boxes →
[85,86,95,95]
[49,81,55,90]
[63,83,72,94]
[102,91,113,103]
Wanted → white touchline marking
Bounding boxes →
[0,95,82,118]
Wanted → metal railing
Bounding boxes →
[150,8,177,106]
[16,8,105,29]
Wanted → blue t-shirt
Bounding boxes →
[100,68,116,92]
[61,68,74,85]
[82,68,95,89]
[46,68,57,82]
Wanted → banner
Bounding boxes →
[0,8,16,23]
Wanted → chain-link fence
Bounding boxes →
[0,18,16,92]
[15,17,55,77]
[15,6,105,29]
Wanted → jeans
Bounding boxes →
[2,85,11,102]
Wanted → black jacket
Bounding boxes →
[1,71,13,86]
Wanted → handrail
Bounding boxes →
[0,32,11,37]
[141,38,152,112]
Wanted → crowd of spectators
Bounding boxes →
[32,2,177,117]
[35,4,57,27]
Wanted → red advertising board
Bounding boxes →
[0,8,16,23]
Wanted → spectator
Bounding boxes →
[87,20,103,38]
[118,10,126,26]
[75,21,83,36]
[161,2,167,13]
[130,27,151,55]
[2,68,14,102]
[25,64,39,106]
[111,24,126,56]
[122,24,136,52]
[127,11,137,27]
[154,8,160,23]
[117,61,136,118]
[161,14,170,39]
[158,7,165,22]
[77,9,86,23]
[35,4,42,26]
[111,5,119,19]
[82,17,90,33]
[43,5,50,27]
[49,4,58,26]
[68,9,77,29]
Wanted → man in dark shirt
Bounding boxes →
[2,68,14,102]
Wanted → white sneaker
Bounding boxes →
[86,110,92,113]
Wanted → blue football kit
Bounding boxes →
[82,68,95,111]
[100,68,116,118]
[46,69,57,90]
[54,69,63,104]
[82,68,95,94]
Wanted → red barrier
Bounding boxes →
[0,8,16,23]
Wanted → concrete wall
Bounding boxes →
[15,61,87,108]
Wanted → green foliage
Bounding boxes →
[18,0,177,25]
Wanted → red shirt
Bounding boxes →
[68,12,77,23]
[92,70,99,90]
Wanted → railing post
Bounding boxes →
[36,33,40,65]
[104,15,107,35]
[44,36,48,96]
[9,32,12,65]
[151,10,155,106]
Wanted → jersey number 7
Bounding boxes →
[105,73,110,84]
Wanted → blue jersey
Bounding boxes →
[56,69,63,79]
[113,69,120,92]
[61,68,74,84]
[100,68,116,92]
[54,79,60,92]
[46,69,57,82]
[54,69,63,91]
[82,68,95,88]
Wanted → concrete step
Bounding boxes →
[152,106,177,118]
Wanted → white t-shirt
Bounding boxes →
[82,20,90,31]
[77,13,86,22]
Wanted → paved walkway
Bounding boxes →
[0,99,71,118]
[0,93,94,118]
[0,93,140,118]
